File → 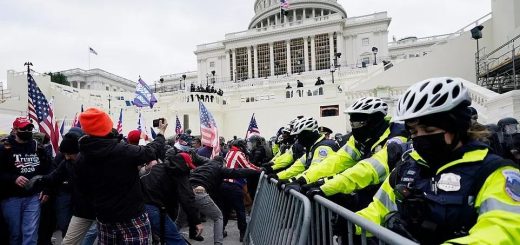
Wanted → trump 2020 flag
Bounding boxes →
[199,101,220,158]
[245,113,260,139]
[133,78,157,108]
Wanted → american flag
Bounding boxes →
[59,117,65,136]
[27,74,60,156]
[89,47,98,55]
[280,0,289,10]
[116,108,123,134]
[175,114,183,134]
[72,105,83,128]
[199,101,220,158]
[245,114,260,139]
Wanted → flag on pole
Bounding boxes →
[280,0,290,15]
[89,47,98,55]
[175,114,183,134]
[137,112,151,137]
[133,78,157,109]
[116,108,123,134]
[199,101,220,158]
[245,114,260,139]
[72,105,84,128]
[60,117,66,136]
[150,127,157,139]
[137,112,143,131]
[27,74,60,157]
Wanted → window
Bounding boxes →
[257,44,270,78]
[362,57,370,65]
[235,47,248,80]
[362,38,369,46]
[250,48,255,78]
[229,52,234,81]
[320,105,339,117]
[209,61,215,68]
[273,41,287,75]
[290,38,305,74]
[314,34,331,70]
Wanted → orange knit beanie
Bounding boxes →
[79,108,113,137]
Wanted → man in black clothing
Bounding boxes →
[76,108,167,244]
[178,158,260,244]
[141,150,201,244]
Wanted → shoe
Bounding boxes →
[189,233,204,241]
[240,232,245,242]
[223,230,228,238]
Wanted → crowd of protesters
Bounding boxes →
[2,77,520,244]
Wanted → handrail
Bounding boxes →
[483,33,520,60]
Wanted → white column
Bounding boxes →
[312,8,316,18]
[226,51,232,81]
[321,9,324,16]
[269,43,275,77]
[310,36,316,71]
[247,46,252,79]
[275,13,279,25]
[329,33,335,67]
[336,33,345,67]
[286,40,292,74]
[253,45,259,78]
[267,17,270,26]
[304,37,309,72]
[232,49,237,81]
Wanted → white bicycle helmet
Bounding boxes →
[345,97,388,115]
[393,77,471,121]
[290,117,318,135]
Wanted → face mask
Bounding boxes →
[504,124,518,135]
[16,131,33,141]
[297,131,316,148]
[352,127,370,143]
[412,132,453,169]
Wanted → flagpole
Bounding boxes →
[88,49,91,71]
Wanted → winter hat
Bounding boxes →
[79,108,113,137]
[60,133,80,154]
[127,130,141,145]
[68,127,84,137]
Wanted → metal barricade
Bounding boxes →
[244,173,312,245]
[310,195,418,245]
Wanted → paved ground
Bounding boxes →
[52,220,243,245]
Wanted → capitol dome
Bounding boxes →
[249,0,347,29]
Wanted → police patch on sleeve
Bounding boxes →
[318,148,328,158]
[386,137,404,145]
[503,170,520,202]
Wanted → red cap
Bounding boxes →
[127,130,141,145]
[13,117,34,129]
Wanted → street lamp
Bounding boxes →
[471,25,484,83]
[211,70,216,84]
[330,65,336,84]
[182,74,186,89]
[206,73,209,86]
[372,47,378,65]
[334,52,342,68]
[159,78,164,92]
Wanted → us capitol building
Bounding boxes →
[1,0,519,139]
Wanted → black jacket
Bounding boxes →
[189,160,260,195]
[0,135,52,198]
[76,134,165,223]
[42,158,95,219]
[140,150,201,226]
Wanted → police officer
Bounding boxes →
[274,117,339,190]
[356,77,520,244]
[290,97,408,200]
[263,119,304,174]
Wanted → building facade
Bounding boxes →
[60,68,136,92]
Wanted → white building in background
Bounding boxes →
[1,0,519,139]
[59,68,136,92]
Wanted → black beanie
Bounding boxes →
[59,133,80,154]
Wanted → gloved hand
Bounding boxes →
[24,175,43,191]
[267,173,279,180]
[276,179,289,191]
[262,165,274,174]
[283,181,302,194]
[305,187,324,199]
[300,181,322,194]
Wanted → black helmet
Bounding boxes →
[247,135,262,146]
[231,139,247,152]
[498,117,518,129]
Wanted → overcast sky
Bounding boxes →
[0,0,491,85]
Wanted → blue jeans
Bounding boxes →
[1,194,41,245]
[81,222,97,245]
[55,192,73,237]
[145,204,186,245]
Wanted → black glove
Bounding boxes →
[262,165,274,174]
[276,179,289,191]
[305,187,324,199]
[25,175,43,191]
[283,181,302,194]
[300,181,322,194]
[267,173,279,180]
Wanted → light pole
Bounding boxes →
[206,73,209,86]
[182,74,186,89]
[372,47,378,65]
[471,25,484,84]
[334,52,342,68]
[159,78,164,92]
[211,70,216,84]
[108,94,112,116]
[330,65,336,84]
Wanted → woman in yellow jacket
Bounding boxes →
[356,77,520,244]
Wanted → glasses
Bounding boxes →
[350,121,368,129]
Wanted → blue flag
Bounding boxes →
[133,78,157,108]
[150,127,157,139]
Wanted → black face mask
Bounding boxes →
[412,133,454,169]
[16,131,33,142]
[297,131,318,148]
[352,126,370,143]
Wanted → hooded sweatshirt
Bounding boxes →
[76,134,165,223]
